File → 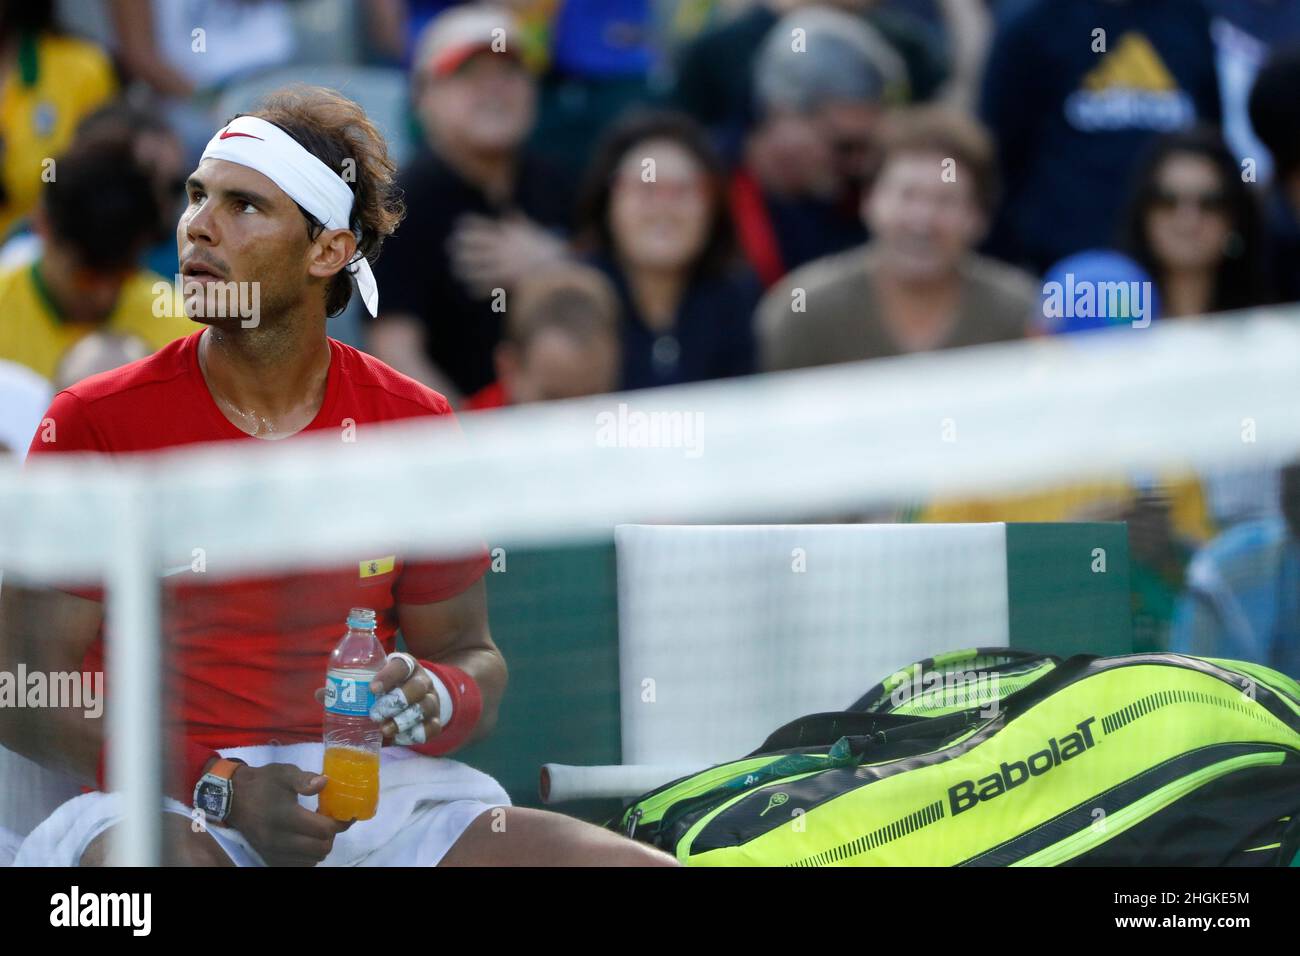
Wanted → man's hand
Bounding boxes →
[226,763,352,867]
[312,654,442,746]
[447,212,567,299]
[368,654,442,746]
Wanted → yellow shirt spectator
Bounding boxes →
[0,33,116,239]
[912,477,1217,545]
[0,261,195,382]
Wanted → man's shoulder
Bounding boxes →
[1203,518,1289,563]
[1188,517,1290,593]
[0,261,35,299]
[961,253,1039,301]
[765,245,871,309]
[333,339,453,419]
[960,253,1040,329]
[38,34,114,83]
[62,333,197,408]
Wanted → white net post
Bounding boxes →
[104,485,162,866]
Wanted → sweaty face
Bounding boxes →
[1144,153,1232,274]
[609,139,712,274]
[178,158,316,327]
[864,150,984,282]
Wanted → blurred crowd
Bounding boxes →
[0,0,1297,674]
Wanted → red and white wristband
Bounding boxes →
[371,652,482,756]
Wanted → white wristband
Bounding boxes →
[425,666,454,726]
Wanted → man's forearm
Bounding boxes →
[0,584,105,784]
[423,645,507,746]
[0,699,102,786]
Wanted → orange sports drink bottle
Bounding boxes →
[319,607,385,821]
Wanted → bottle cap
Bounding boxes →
[347,607,377,630]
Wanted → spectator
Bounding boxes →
[980,0,1221,272]
[0,129,194,383]
[1118,127,1273,318]
[917,475,1217,652]
[0,1,116,240]
[1173,461,1300,679]
[110,0,296,97]
[464,262,622,409]
[526,0,660,179]
[1248,44,1300,303]
[73,102,189,280]
[576,109,759,390]
[1116,127,1280,535]
[368,5,570,404]
[734,6,906,287]
[671,0,945,165]
[758,106,1033,372]
[108,0,299,157]
[1203,0,1300,179]
[52,332,150,392]
[0,359,51,461]
[0,102,191,282]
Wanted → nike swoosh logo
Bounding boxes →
[219,130,263,141]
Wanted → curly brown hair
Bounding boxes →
[244,86,405,316]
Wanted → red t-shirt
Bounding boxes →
[26,329,489,754]
[463,379,510,411]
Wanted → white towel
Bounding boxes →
[14,742,510,866]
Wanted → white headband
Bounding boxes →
[199,115,379,316]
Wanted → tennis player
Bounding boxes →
[0,86,674,867]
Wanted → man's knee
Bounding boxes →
[441,805,679,866]
[79,816,234,866]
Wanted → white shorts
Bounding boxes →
[14,742,511,866]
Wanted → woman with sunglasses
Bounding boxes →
[1118,127,1275,319]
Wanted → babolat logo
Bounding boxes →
[949,717,1097,815]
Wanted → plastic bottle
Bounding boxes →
[319,607,385,821]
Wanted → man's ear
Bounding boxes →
[307,228,357,281]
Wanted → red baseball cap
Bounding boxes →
[415,6,526,78]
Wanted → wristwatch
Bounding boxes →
[193,758,244,825]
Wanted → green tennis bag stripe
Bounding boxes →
[678,657,1300,865]
[678,655,1101,853]
[962,743,1293,866]
[616,650,1300,866]
[1013,750,1293,867]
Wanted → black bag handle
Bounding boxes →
[750,652,1098,758]
[848,647,1054,714]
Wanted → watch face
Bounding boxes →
[198,783,224,815]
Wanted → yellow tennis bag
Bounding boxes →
[614,649,1300,866]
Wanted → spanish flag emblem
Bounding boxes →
[359,555,396,579]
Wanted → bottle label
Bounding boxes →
[324,670,377,717]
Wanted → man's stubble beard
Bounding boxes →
[201,282,318,366]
